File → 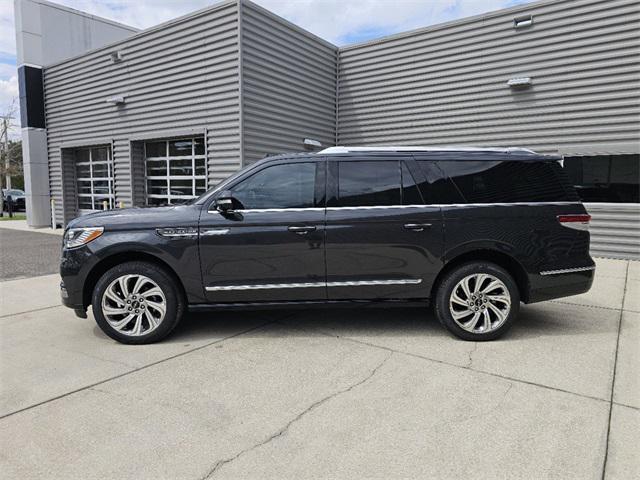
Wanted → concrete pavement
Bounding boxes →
[0,257,638,479]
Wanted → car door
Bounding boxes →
[199,159,326,303]
[325,157,443,300]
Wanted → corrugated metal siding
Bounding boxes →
[240,0,337,165]
[43,0,241,223]
[586,203,640,259]
[337,0,640,154]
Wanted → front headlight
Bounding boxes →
[64,227,104,249]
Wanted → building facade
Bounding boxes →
[14,0,640,259]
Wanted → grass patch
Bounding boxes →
[0,213,26,221]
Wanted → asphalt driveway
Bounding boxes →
[0,228,61,280]
[0,255,638,479]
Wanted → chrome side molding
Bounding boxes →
[539,266,595,276]
[205,278,422,292]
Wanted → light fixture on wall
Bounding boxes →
[106,95,126,105]
[109,51,123,63]
[514,15,533,29]
[507,77,532,89]
[303,138,322,149]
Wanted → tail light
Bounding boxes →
[557,214,591,231]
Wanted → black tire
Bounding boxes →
[91,261,184,344]
[434,261,520,341]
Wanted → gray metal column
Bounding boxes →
[13,0,138,227]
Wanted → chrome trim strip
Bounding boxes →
[327,279,422,287]
[539,266,596,276]
[205,279,422,292]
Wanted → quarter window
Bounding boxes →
[231,162,316,209]
[75,146,114,213]
[145,137,206,205]
[436,160,578,203]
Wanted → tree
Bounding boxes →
[1,98,22,213]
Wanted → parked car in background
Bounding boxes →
[2,189,26,211]
[60,146,595,344]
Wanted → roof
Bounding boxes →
[261,147,562,163]
[319,146,538,155]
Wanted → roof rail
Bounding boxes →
[318,146,538,154]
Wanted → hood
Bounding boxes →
[67,205,200,230]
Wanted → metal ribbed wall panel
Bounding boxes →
[43,0,241,223]
[586,203,640,259]
[240,0,337,165]
[337,0,640,154]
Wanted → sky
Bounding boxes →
[0,0,535,139]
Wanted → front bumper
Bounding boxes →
[527,265,595,303]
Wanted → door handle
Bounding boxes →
[288,225,317,235]
[404,223,432,231]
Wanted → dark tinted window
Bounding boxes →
[416,160,466,204]
[338,161,401,207]
[437,160,578,203]
[232,162,316,209]
[563,154,639,203]
[401,162,424,204]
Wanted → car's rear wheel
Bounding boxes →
[434,261,519,341]
[92,261,184,344]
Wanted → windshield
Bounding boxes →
[4,189,24,196]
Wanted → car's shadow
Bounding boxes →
[160,302,616,344]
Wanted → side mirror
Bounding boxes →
[214,190,239,213]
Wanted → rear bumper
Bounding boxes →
[527,265,595,303]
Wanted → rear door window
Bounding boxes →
[337,161,401,207]
[436,160,578,203]
[415,160,466,204]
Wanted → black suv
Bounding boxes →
[60,146,595,344]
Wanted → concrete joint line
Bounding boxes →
[202,351,393,479]
[0,304,62,319]
[601,261,630,480]
[549,300,623,313]
[0,322,275,421]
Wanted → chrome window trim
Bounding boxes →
[539,266,595,276]
[205,279,422,292]
[207,202,581,214]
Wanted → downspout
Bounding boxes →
[237,0,245,167]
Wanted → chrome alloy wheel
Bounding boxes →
[449,273,511,334]
[101,274,167,336]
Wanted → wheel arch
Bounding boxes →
[432,249,530,303]
[83,251,187,309]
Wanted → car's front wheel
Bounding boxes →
[91,261,184,344]
[434,261,519,341]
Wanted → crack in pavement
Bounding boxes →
[201,350,394,479]
[283,321,613,405]
[466,342,478,368]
